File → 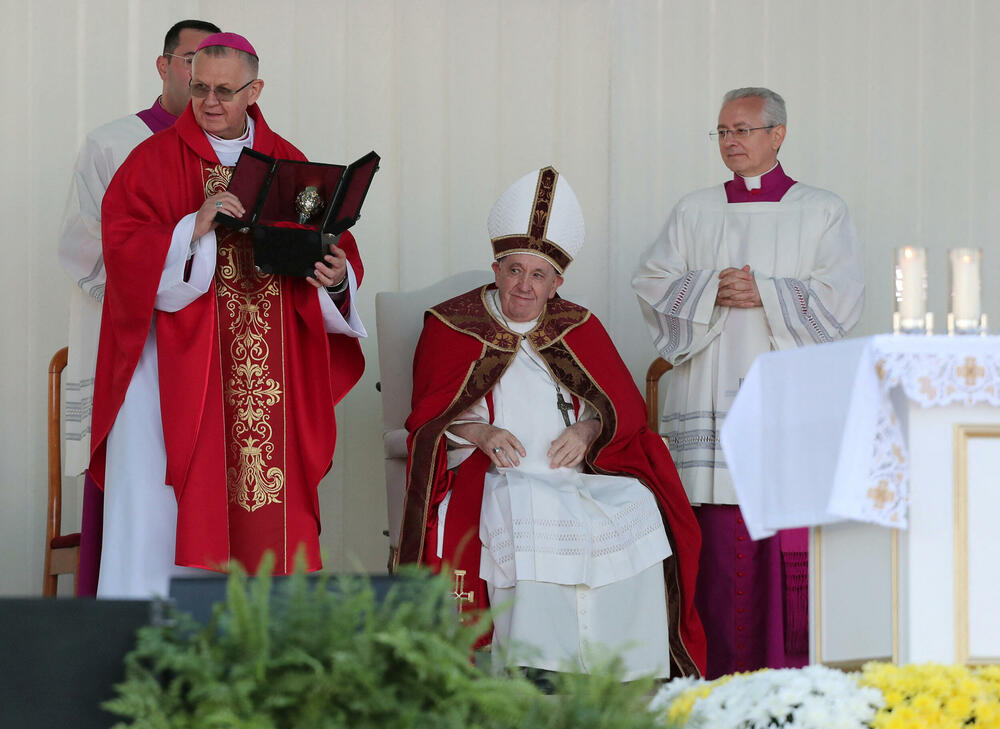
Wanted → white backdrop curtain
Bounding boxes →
[2,0,997,594]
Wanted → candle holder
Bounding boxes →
[894,247,931,334]
[948,247,986,335]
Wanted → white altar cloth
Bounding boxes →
[720,334,1000,540]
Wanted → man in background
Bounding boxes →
[58,18,220,596]
[633,87,865,677]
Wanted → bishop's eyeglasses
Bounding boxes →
[709,126,775,141]
[189,79,256,102]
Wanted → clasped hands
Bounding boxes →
[450,420,601,469]
[715,265,762,308]
[192,193,348,290]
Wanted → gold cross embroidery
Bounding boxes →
[452,570,475,604]
[957,356,985,387]
[867,480,894,510]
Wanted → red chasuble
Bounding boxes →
[91,103,364,575]
[396,286,706,678]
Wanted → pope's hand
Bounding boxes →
[716,265,762,308]
[307,242,349,290]
[449,422,526,468]
[193,192,245,242]
[548,419,600,469]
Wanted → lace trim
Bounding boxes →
[852,345,1000,528]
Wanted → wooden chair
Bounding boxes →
[43,346,81,597]
[644,356,673,436]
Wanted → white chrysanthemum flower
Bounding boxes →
[797,703,831,726]
[648,676,704,715]
[657,664,882,729]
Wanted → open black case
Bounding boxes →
[214,149,380,277]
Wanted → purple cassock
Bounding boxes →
[75,98,178,597]
[135,97,181,134]
[694,163,809,678]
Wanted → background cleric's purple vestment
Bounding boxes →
[75,99,178,597]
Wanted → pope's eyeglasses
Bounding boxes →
[709,126,775,141]
[189,79,256,102]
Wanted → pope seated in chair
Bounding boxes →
[395,167,706,679]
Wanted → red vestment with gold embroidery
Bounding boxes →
[91,104,364,575]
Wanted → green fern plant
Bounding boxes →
[104,553,665,729]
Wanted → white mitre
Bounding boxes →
[487,166,584,274]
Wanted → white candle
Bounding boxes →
[896,247,927,322]
[950,247,981,324]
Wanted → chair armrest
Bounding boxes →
[644,357,673,432]
[383,428,409,459]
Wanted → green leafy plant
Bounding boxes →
[532,664,662,729]
[104,553,665,729]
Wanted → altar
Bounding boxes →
[720,335,1000,666]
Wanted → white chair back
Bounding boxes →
[375,270,492,562]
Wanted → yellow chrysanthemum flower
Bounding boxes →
[858,662,1000,729]
[946,693,971,717]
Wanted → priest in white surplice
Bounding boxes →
[58,19,220,595]
[632,88,864,678]
[398,167,706,680]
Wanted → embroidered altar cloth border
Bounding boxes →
[719,334,1000,540]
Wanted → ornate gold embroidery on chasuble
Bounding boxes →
[203,163,287,519]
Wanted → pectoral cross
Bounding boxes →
[556,390,573,427]
[452,570,475,604]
